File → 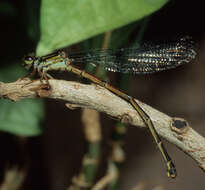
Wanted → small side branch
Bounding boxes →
[1,78,205,173]
[67,109,102,190]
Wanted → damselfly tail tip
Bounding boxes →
[167,161,177,179]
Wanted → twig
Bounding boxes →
[1,78,205,173]
[67,109,102,190]
[106,122,126,190]
[92,171,117,190]
[0,167,26,190]
[68,31,113,189]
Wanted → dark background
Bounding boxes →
[0,0,204,190]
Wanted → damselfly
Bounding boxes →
[23,36,197,178]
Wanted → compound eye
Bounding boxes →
[24,56,34,65]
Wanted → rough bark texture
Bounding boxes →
[1,78,205,173]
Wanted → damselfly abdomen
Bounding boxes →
[23,36,197,178]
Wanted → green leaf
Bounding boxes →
[36,0,168,55]
[0,64,44,136]
[0,64,26,83]
[0,99,44,136]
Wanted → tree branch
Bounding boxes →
[1,78,205,173]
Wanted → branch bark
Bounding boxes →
[1,78,205,173]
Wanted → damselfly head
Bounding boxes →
[22,54,35,70]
